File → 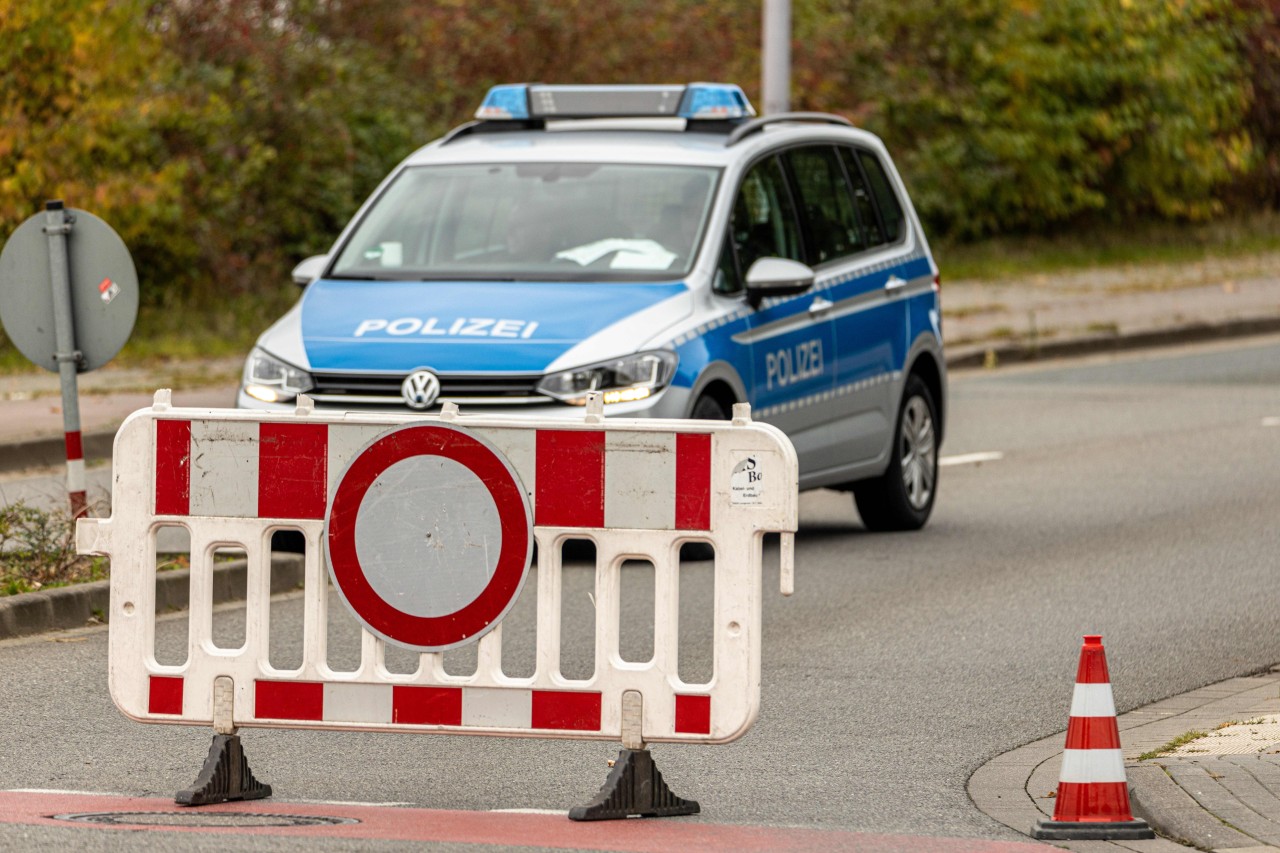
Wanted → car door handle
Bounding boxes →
[884,275,907,292]
[808,296,834,316]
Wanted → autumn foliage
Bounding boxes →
[0,0,1276,307]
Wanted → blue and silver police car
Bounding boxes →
[240,83,945,530]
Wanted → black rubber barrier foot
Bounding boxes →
[175,734,273,806]
[568,748,699,821]
[1031,818,1155,840]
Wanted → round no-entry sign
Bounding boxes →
[324,423,533,652]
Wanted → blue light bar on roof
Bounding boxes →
[678,83,757,120]
[474,83,756,121]
[475,84,531,120]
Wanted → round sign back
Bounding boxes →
[325,422,533,652]
[0,208,139,372]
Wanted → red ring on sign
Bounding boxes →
[325,424,531,650]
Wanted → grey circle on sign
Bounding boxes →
[353,454,503,619]
[0,208,139,373]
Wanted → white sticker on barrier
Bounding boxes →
[77,394,799,747]
[730,454,766,506]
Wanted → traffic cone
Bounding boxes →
[1031,634,1154,840]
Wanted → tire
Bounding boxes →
[689,393,730,421]
[853,374,939,531]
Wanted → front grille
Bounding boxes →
[309,372,547,407]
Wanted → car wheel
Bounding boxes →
[853,374,938,531]
[690,393,730,421]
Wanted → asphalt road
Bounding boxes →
[1,335,1278,851]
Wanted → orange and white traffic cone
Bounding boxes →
[1031,634,1154,840]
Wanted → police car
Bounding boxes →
[240,83,945,530]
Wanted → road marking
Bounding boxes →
[1264,417,1280,427]
[0,790,1047,850]
[0,788,1049,845]
[489,808,566,815]
[940,451,1004,467]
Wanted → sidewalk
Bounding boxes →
[0,356,241,473]
[1,253,1279,474]
[970,668,1280,852]
[942,251,1280,367]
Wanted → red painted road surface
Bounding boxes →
[0,791,1044,851]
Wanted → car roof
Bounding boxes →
[400,121,888,169]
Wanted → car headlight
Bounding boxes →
[242,348,314,404]
[537,351,678,406]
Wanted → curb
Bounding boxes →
[969,669,1280,851]
[946,315,1280,370]
[0,430,118,477]
[0,553,305,641]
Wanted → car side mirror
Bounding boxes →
[291,254,329,287]
[744,257,815,307]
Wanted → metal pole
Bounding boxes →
[762,0,791,115]
[43,200,87,518]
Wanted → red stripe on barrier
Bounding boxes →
[392,686,463,726]
[675,694,712,734]
[675,432,712,530]
[63,431,83,461]
[258,422,328,519]
[1064,716,1121,750]
[147,676,183,715]
[255,680,323,721]
[534,430,604,528]
[155,420,191,516]
[1052,781,1135,822]
[531,690,601,731]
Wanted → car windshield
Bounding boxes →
[331,162,720,282]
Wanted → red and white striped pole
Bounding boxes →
[64,426,87,518]
[1032,634,1154,840]
[43,201,88,518]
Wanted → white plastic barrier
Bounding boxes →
[78,392,797,749]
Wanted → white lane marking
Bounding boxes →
[940,451,1004,467]
[490,808,567,815]
[1263,417,1280,427]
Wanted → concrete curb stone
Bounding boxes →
[0,554,305,641]
[946,316,1280,370]
[1128,764,1255,851]
[969,670,1280,852]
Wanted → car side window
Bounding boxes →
[856,150,905,243]
[731,156,804,275]
[714,231,742,295]
[785,145,865,265]
[838,147,885,248]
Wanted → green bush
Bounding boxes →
[801,0,1255,238]
[0,0,1275,351]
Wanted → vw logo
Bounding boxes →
[400,370,441,411]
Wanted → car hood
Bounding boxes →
[299,278,691,373]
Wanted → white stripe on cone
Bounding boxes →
[1059,748,1127,783]
[1069,682,1117,718]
